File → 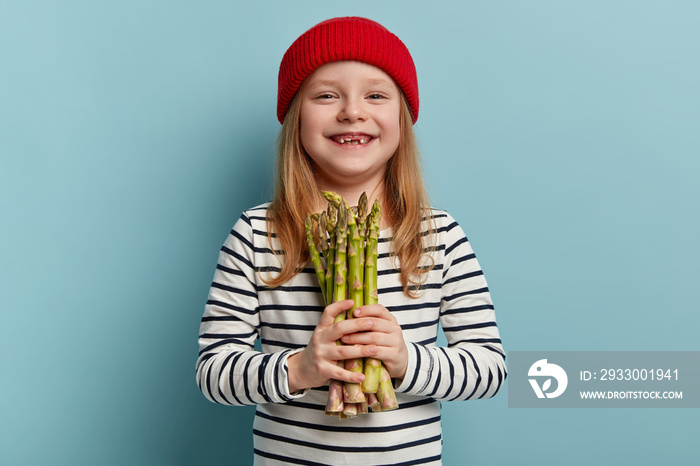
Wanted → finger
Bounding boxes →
[326,316,375,342]
[352,304,394,321]
[340,329,382,346]
[340,328,399,348]
[326,363,366,384]
[341,316,397,336]
[318,299,355,328]
[332,342,378,361]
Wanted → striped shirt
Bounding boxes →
[196,204,506,465]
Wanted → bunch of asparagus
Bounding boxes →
[305,191,399,418]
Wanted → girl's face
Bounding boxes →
[299,61,401,196]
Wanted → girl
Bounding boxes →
[196,16,506,465]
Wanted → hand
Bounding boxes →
[287,300,382,393]
[339,304,408,380]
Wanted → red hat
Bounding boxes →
[277,16,419,124]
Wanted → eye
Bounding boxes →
[315,93,336,100]
[367,93,387,100]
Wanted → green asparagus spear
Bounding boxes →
[322,190,343,209]
[324,208,336,305]
[326,202,349,415]
[333,202,348,308]
[343,206,365,404]
[305,214,327,304]
[319,211,330,287]
[326,379,344,414]
[376,365,399,411]
[361,201,383,393]
[356,192,368,286]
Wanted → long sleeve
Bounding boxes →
[395,211,507,400]
[195,209,303,405]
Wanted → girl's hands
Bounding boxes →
[287,300,374,393]
[287,301,408,393]
[341,304,408,380]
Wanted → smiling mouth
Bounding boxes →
[329,134,374,145]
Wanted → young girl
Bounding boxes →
[197,16,506,465]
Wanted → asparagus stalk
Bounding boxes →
[343,206,366,404]
[322,191,343,209]
[376,365,399,411]
[325,203,349,414]
[362,201,399,409]
[326,379,344,415]
[361,358,383,395]
[324,206,337,304]
[305,214,327,304]
[356,401,369,415]
[362,201,381,306]
[361,201,383,394]
[333,202,348,307]
[366,392,381,412]
[356,192,368,286]
[342,402,358,418]
[318,211,329,277]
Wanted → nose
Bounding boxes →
[337,98,367,122]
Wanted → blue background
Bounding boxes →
[1,0,698,464]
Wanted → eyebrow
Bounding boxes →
[307,78,394,87]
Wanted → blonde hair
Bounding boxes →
[263,91,434,296]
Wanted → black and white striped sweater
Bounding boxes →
[196,204,506,465]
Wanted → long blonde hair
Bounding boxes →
[263,91,434,296]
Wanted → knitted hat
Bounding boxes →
[277,16,419,124]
